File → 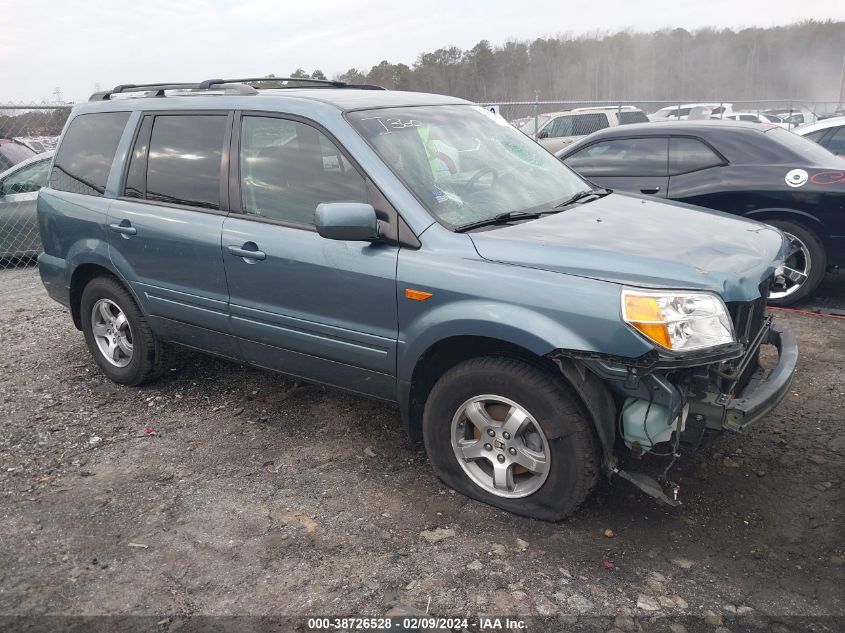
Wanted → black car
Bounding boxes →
[556,120,845,305]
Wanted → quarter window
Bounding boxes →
[564,137,668,177]
[545,113,609,138]
[668,137,723,174]
[51,112,129,196]
[239,116,367,225]
[145,115,227,209]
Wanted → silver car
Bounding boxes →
[0,150,53,259]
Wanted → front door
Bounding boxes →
[221,113,399,399]
[562,136,669,197]
[107,113,235,354]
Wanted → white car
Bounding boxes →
[762,109,818,129]
[794,116,845,157]
[521,106,649,152]
[650,103,733,121]
[720,112,789,128]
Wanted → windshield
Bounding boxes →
[347,105,586,227]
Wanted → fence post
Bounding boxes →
[533,92,539,141]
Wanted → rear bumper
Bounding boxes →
[37,252,70,307]
[723,323,798,431]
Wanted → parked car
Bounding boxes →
[0,139,36,172]
[37,79,797,520]
[794,116,845,156]
[650,103,733,121]
[0,150,53,259]
[557,120,844,305]
[761,108,818,128]
[720,112,788,127]
[522,106,648,152]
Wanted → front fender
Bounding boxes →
[396,299,651,382]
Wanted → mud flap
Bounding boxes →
[614,468,682,507]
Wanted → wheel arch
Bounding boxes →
[68,262,138,330]
[742,208,829,251]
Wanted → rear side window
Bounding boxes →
[668,137,723,174]
[545,113,608,138]
[144,115,227,209]
[51,112,129,196]
[564,137,668,177]
[618,111,649,125]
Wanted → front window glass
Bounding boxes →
[517,115,551,137]
[347,105,586,228]
[239,116,367,225]
[2,159,50,195]
[565,138,668,177]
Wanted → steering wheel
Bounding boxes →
[466,167,500,191]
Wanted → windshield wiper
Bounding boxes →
[454,188,611,233]
[554,187,611,208]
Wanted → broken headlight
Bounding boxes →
[621,289,735,352]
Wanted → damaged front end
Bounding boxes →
[547,280,798,508]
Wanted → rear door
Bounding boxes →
[220,113,399,399]
[107,112,236,354]
[0,157,50,256]
[561,136,669,196]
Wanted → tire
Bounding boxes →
[80,275,172,386]
[422,356,600,521]
[767,220,826,306]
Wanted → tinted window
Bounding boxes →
[618,111,649,125]
[822,127,845,155]
[1,159,51,195]
[123,116,152,199]
[240,116,367,225]
[668,137,723,174]
[146,115,227,209]
[565,137,668,177]
[545,113,609,138]
[51,112,129,196]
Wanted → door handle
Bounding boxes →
[227,244,266,261]
[640,186,661,194]
[109,221,137,236]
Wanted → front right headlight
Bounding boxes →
[621,289,735,352]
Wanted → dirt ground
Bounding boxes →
[0,265,843,629]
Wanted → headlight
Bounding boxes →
[621,289,735,352]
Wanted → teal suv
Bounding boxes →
[37,78,797,520]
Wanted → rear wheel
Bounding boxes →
[80,276,172,386]
[422,357,600,521]
[768,220,826,306]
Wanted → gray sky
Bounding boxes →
[3,0,844,103]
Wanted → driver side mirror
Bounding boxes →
[538,130,550,140]
[315,202,380,242]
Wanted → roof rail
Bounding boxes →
[199,77,386,90]
[89,82,258,101]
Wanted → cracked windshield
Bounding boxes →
[348,105,585,227]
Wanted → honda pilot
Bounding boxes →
[37,78,798,520]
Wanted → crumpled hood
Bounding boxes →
[469,193,788,302]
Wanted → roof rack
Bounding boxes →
[198,77,385,90]
[90,82,258,101]
[90,77,386,101]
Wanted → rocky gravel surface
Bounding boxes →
[0,266,843,629]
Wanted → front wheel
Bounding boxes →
[422,357,600,521]
[768,220,826,306]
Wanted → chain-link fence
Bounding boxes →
[0,103,70,270]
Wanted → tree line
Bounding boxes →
[290,20,845,103]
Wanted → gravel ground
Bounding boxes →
[0,265,843,627]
